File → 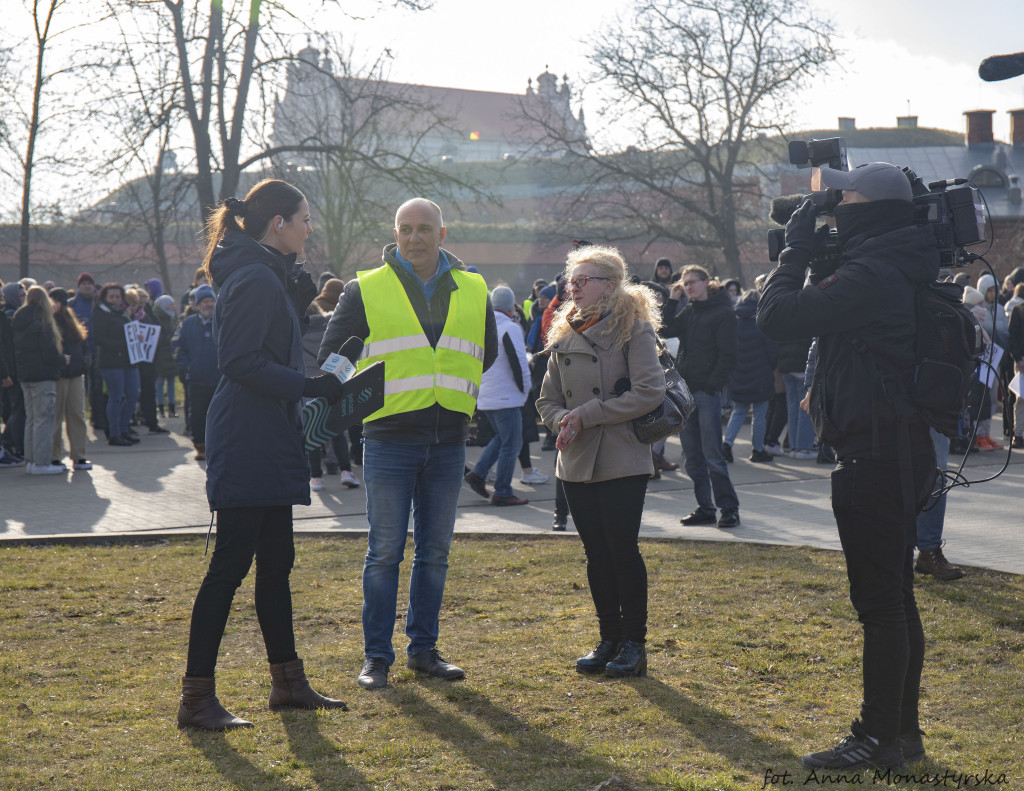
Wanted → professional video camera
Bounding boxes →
[767,136,988,266]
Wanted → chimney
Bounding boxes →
[1009,109,1024,147]
[838,117,856,131]
[897,116,918,129]
[964,110,995,148]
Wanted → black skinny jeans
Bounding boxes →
[561,474,649,644]
[830,450,935,742]
[185,506,298,677]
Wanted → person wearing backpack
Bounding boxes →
[757,162,941,772]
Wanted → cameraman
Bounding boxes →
[757,162,938,772]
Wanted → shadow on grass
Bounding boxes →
[186,713,372,791]
[282,710,373,791]
[391,681,623,789]
[634,677,804,773]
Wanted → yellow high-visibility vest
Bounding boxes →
[357,263,487,421]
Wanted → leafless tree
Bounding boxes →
[0,0,108,278]
[524,0,836,279]
[146,0,430,220]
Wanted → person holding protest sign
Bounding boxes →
[91,283,141,447]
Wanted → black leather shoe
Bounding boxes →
[407,649,465,680]
[718,509,740,528]
[463,471,490,499]
[605,641,647,678]
[680,508,717,526]
[356,658,390,689]
[552,516,567,531]
[576,640,621,674]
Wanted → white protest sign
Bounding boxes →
[980,343,1003,389]
[124,321,159,365]
[1009,372,1023,399]
[137,323,160,363]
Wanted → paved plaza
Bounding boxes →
[2,414,1021,575]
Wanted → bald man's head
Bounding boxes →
[394,198,447,277]
[395,198,443,230]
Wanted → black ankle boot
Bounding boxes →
[605,641,647,678]
[575,639,621,674]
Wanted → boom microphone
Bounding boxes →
[979,52,1024,82]
[321,336,363,382]
[769,194,807,225]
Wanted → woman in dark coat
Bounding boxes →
[91,283,140,447]
[178,179,348,731]
[12,286,66,474]
[722,290,778,463]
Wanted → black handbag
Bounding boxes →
[631,348,696,444]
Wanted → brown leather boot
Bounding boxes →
[177,676,252,730]
[194,442,205,461]
[269,658,348,711]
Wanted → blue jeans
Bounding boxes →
[473,407,522,498]
[915,429,949,551]
[361,439,465,666]
[723,399,768,452]
[783,372,815,451]
[155,375,176,406]
[680,390,739,512]
[101,366,140,438]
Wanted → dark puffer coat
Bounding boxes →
[757,222,938,458]
[727,292,777,404]
[662,288,737,393]
[204,231,309,512]
[12,305,65,382]
[91,302,133,369]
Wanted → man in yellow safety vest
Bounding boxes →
[320,198,497,690]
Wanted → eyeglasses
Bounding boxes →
[681,279,703,287]
[569,275,611,289]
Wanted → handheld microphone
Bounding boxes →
[320,336,363,382]
[978,52,1024,82]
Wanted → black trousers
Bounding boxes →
[830,450,935,742]
[185,506,298,677]
[562,474,649,643]
[187,382,216,446]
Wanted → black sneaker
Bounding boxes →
[356,658,390,689]
[721,442,734,463]
[407,649,465,680]
[802,722,905,771]
[749,449,774,463]
[680,508,717,526]
[717,509,740,528]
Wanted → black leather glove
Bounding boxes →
[783,198,818,257]
[290,269,318,316]
[303,374,345,405]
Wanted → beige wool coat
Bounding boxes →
[537,316,665,483]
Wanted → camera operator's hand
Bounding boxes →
[303,373,345,405]
[783,198,818,259]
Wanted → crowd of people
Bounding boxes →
[2,174,1022,772]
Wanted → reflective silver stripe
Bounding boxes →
[362,334,430,359]
[384,375,436,395]
[384,374,480,399]
[436,373,480,398]
[436,334,485,361]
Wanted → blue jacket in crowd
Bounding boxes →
[174,314,220,387]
